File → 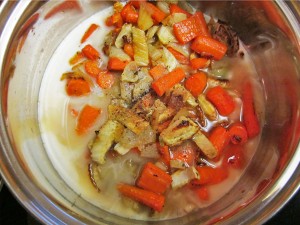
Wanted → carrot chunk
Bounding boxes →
[107,57,129,71]
[76,105,101,134]
[137,162,172,194]
[123,43,134,58]
[228,122,248,145]
[194,187,210,201]
[96,71,115,89]
[81,23,99,43]
[169,4,192,17]
[157,144,171,167]
[209,126,230,156]
[191,35,227,60]
[84,60,101,78]
[192,166,228,186]
[149,65,168,80]
[190,57,210,70]
[184,72,207,97]
[206,86,235,116]
[242,82,260,138]
[117,183,165,212]
[222,145,245,170]
[121,3,139,24]
[173,12,209,44]
[66,78,90,96]
[69,51,85,65]
[82,44,100,60]
[144,2,166,23]
[151,67,185,96]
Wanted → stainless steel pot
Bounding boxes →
[0,1,299,224]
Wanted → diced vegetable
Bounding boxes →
[138,4,154,31]
[167,47,189,65]
[190,58,210,70]
[132,27,149,66]
[117,183,165,212]
[184,72,207,97]
[157,25,177,45]
[191,35,227,60]
[171,166,199,189]
[162,47,178,72]
[82,44,100,60]
[228,122,248,145]
[121,61,139,82]
[242,82,260,138]
[123,43,134,58]
[132,68,153,101]
[115,23,132,48]
[169,4,191,17]
[108,104,149,135]
[151,99,176,132]
[166,84,197,107]
[171,141,197,167]
[85,60,101,78]
[69,51,85,65]
[193,131,218,159]
[158,144,171,167]
[162,13,187,27]
[76,105,101,134]
[109,46,132,62]
[192,166,228,185]
[157,1,170,14]
[222,145,245,169]
[96,71,114,89]
[149,64,168,80]
[81,23,99,43]
[107,57,129,71]
[146,25,159,42]
[197,94,217,121]
[66,78,90,96]
[121,2,139,24]
[209,126,229,157]
[160,116,199,146]
[152,67,185,96]
[144,2,167,23]
[91,120,124,164]
[137,162,172,194]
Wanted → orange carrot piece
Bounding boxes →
[69,51,85,65]
[66,78,90,96]
[194,12,211,37]
[117,183,165,212]
[184,72,207,97]
[81,23,99,44]
[173,12,209,44]
[123,43,134,58]
[82,44,100,60]
[144,2,166,23]
[107,57,129,71]
[121,3,139,24]
[44,0,81,20]
[84,60,101,78]
[171,141,197,167]
[137,162,172,194]
[76,105,101,134]
[206,86,235,116]
[195,187,210,201]
[157,144,171,167]
[209,126,230,156]
[242,82,260,138]
[167,47,189,65]
[191,35,227,60]
[149,65,168,80]
[222,145,245,170]
[228,122,248,145]
[169,4,192,17]
[130,0,146,8]
[190,57,210,70]
[151,67,185,96]
[96,71,114,89]
[192,166,228,186]
[106,12,123,28]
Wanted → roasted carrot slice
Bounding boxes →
[81,23,99,43]
[149,65,168,80]
[206,86,235,116]
[76,105,101,134]
[169,4,192,17]
[242,82,260,138]
[144,2,166,23]
[69,51,85,65]
[191,35,227,60]
[96,71,115,89]
[44,0,81,20]
[228,122,248,145]
[85,60,101,78]
[121,3,139,24]
[157,143,171,167]
[184,72,207,97]
[66,78,90,96]
[117,183,165,212]
[107,57,129,71]
[192,166,228,185]
[190,58,210,70]
[123,43,134,58]
[209,126,230,156]
[137,162,172,194]
[82,44,100,60]
[151,67,185,96]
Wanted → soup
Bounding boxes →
[39,1,264,220]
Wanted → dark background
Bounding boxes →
[0,184,299,225]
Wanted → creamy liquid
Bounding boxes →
[38,6,264,220]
